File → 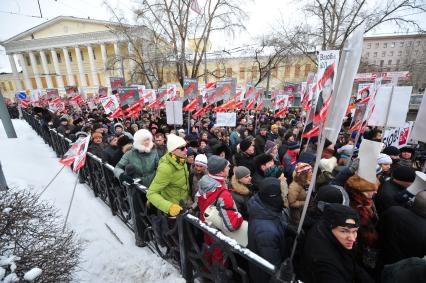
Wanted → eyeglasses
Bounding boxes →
[177,146,186,151]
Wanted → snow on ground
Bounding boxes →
[0,119,184,283]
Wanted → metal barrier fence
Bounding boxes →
[22,110,280,283]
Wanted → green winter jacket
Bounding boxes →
[114,148,159,188]
[147,153,190,214]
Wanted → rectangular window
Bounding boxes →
[284,66,290,77]
[367,43,371,49]
[46,54,51,64]
[25,55,31,66]
[380,60,384,67]
[383,42,387,48]
[239,67,245,79]
[294,64,301,77]
[80,49,84,61]
[416,41,420,46]
[396,59,400,65]
[373,52,378,58]
[389,51,393,56]
[304,64,311,76]
[391,42,395,48]
[216,67,221,77]
[69,51,73,62]
[272,67,277,78]
[382,51,386,57]
[35,55,41,65]
[365,52,370,57]
[400,42,404,47]
[407,41,412,47]
[1,82,6,91]
[398,51,402,56]
[251,66,257,78]
[57,52,62,63]
[226,67,232,77]
[8,82,13,90]
[388,60,392,66]
[375,43,379,48]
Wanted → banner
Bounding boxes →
[357,83,373,100]
[183,78,199,99]
[59,135,90,172]
[210,78,236,103]
[98,86,108,97]
[118,87,139,109]
[141,89,156,104]
[65,86,78,98]
[410,93,426,142]
[110,77,124,93]
[215,112,237,127]
[368,86,412,127]
[383,122,414,148]
[100,95,119,114]
[48,101,65,113]
[46,88,59,100]
[313,50,340,122]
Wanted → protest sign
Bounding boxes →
[383,122,414,148]
[118,87,139,109]
[98,86,108,97]
[410,94,426,143]
[110,77,124,93]
[166,101,183,125]
[183,78,199,99]
[46,88,59,100]
[100,95,119,114]
[215,112,237,127]
[65,86,78,98]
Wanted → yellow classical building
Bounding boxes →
[0,16,314,99]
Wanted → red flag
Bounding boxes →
[20,100,30,108]
[246,99,255,110]
[254,101,264,112]
[184,83,196,96]
[275,107,288,117]
[108,107,123,119]
[302,125,320,138]
[313,94,332,123]
[235,100,244,109]
[183,97,199,111]
[192,104,211,118]
[146,99,159,109]
[59,136,90,170]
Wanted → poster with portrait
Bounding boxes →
[313,50,339,122]
[118,87,139,109]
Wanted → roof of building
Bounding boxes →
[363,33,426,41]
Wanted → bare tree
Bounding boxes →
[133,0,247,86]
[0,189,82,282]
[273,0,426,65]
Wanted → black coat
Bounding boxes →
[254,134,267,155]
[247,195,288,283]
[374,179,406,216]
[234,152,255,175]
[378,206,426,265]
[251,169,266,192]
[103,145,123,166]
[302,220,374,283]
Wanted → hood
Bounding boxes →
[247,194,284,221]
[231,176,251,195]
[133,129,154,153]
[198,175,222,196]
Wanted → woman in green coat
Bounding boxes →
[147,134,190,216]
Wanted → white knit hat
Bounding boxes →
[195,154,208,167]
[377,153,392,165]
[167,133,187,152]
[318,157,337,173]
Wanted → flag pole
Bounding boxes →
[63,170,80,232]
[39,165,66,197]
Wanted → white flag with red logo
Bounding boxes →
[59,135,90,172]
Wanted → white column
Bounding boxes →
[127,42,136,77]
[87,45,99,86]
[100,43,110,87]
[17,53,32,90]
[62,47,75,85]
[113,41,123,77]
[39,50,53,88]
[8,54,23,91]
[50,49,64,89]
[74,46,87,87]
[28,51,43,89]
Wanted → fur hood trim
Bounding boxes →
[133,129,154,153]
[231,175,251,195]
[346,174,378,193]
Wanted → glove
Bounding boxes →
[168,204,183,217]
[119,173,134,184]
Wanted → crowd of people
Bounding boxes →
[25,102,426,283]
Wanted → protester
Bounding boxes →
[283,141,301,179]
[189,154,208,199]
[302,204,374,283]
[377,153,392,184]
[88,132,106,157]
[154,133,167,158]
[234,138,256,174]
[230,166,253,219]
[399,146,414,167]
[382,146,401,170]
[254,125,268,154]
[147,134,189,216]
[288,162,312,225]
[247,177,289,282]
[114,122,133,139]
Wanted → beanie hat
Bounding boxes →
[377,153,392,165]
[295,162,312,175]
[92,132,102,139]
[317,185,345,205]
[264,140,277,154]
[207,155,229,175]
[400,146,414,154]
[258,177,283,211]
[382,146,400,156]
[346,174,378,192]
[287,141,300,150]
[117,135,132,148]
[75,131,88,138]
[195,154,208,167]
[234,166,251,180]
[392,166,416,182]
[167,133,187,152]
[254,153,274,169]
[60,117,68,122]
[114,122,124,130]
[318,157,337,173]
[239,139,252,153]
[323,203,360,230]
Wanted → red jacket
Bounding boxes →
[196,174,243,264]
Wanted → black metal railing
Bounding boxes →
[22,110,279,283]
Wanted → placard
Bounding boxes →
[383,122,414,148]
[100,95,119,114]
[183,78,199,99]
[118,87,139,109]
[215,112,237,127]
[411,94,426,142]
[166,101,183,125]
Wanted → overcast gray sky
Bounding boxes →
[1,0,425,73]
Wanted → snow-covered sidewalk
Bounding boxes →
[0,119,184,283]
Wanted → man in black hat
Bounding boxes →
[283,141,301,178]
[234,138,256,174]
[254,125,269,155]
[252,153,284,192]
[302,203,373,283]
[374,165,416,216]
[399,146,414,167]
[247,177,289,282]
[382,146,401,170]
